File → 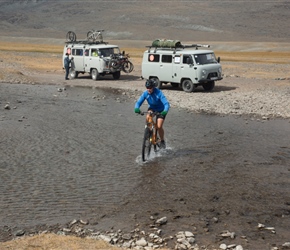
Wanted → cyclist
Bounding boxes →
[134,79,170,149]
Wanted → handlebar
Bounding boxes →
[139,111,160,116]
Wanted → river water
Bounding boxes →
[0,83,289,249]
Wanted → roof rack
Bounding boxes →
[65,40,108,45]
[146,44,210,54]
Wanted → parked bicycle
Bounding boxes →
[87,29,104,43]
[108,52,134,73]
[138,111,161,162]
[66,31,77,42]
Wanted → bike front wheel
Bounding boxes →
[153,130,161,152]
[122,61,134,73]
[142,127,152,162]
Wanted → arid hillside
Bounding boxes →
[0,0,289,43]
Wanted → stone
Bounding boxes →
[136,237,147,247]
[122,233,132,240]
[15,230,25,236]
[187,237,195,244]
[156,216,167,225]
[184,231,194,237]
[98,234,112,243]
[69,219,78,226]
[282,242,290,248]
[219,243,227,249]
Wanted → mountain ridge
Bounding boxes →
[0,0,289,42]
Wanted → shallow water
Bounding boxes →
[1,83,289,248]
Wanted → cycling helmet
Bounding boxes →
[145,79,155,89]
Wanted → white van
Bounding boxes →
[63,41,122,80]
[141,42,223,92]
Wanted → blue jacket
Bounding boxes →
[135,88,170,112]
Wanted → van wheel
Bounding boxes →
[91,69,100,81]
[182,79,195,92]
[112,71,121,80]
[70,69,78,79]
[151,77,162,89]
[203,81,215,91]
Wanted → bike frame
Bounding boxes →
[144,111,160,146]
[87,29,104,42]
[139,111,161,162]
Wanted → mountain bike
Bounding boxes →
[87,29,104,43]
[108,52,134,73]
[139,111,161,162]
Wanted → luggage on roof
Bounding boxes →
[152,39,182,48]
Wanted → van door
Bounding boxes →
[159,54,173,83]
[180,54,197,83]
[71,48,85,72]
[85,49,103,73]
[172,54,181,83]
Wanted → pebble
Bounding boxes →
[15,230,25,236]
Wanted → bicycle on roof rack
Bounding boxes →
[87,29,104,43]
[66,31,77,42]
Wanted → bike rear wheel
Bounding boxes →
[66,31,76,42]
[87,31,94,42]
[142,127,152,162]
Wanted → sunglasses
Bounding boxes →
[146,87,153,89]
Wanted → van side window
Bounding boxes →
[183,55,191,64]
[99,48,114,57]
[174,55,181,64]
[194,53,216,65]
[161,55,172,63]
[91,49,98,56]
[148,54,160,62]
[72,48,83,56]
[85,49,89,56]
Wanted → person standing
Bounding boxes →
[64,53,72,80]
[134,79,170,149]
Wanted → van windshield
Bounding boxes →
[193,53,217,65]
[99,47,120,57]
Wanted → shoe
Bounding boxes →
[65,78,69,80]
[160,140,166,149]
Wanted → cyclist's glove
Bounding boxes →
[161,111,168,116]
[134,108,141,114]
